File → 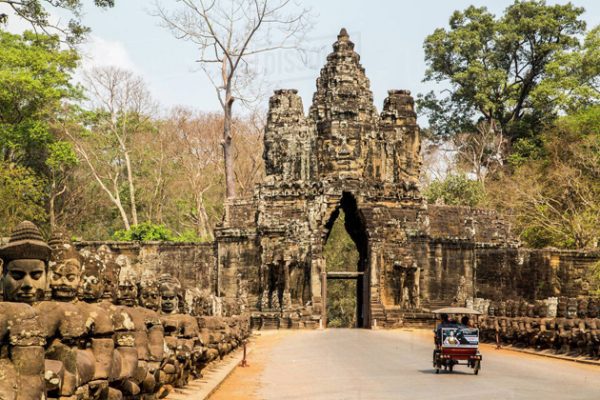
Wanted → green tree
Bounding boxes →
[487,106,600,249]
[0,31,79,169]
[419,1,587,154]
[424,174,485,207]
[532,25,600,114]
[0,30,80,233]
[112,221,175,241]
[46,139,78,229]
[0,162,47,235]
[0,0,115,44]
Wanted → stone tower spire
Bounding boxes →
[309,28,377,123]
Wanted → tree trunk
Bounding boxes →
[223,98,236,199]
[124,151,138,226]
[195,194,212,240]
[49,193,56,232]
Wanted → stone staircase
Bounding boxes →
[370,301,386,328]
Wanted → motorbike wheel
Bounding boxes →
[474,360,481,375]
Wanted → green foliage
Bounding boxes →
[112,222,175,241]
[0,0,116,44]
[488,105,600,249]
[532,26,600,113]
[46,141,79,171]
[112,222,207,242]
[419,1,587,146]
[0,30,80,173]
[0,162,47,235]
[424,174,485,207]
[326,280,357,328]
[589,261,600,297]
[323,210,359,328]
[507,136,546,167]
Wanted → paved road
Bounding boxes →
[254,329,600,400]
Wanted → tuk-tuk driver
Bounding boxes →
[435,313,457,345]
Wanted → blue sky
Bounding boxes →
[5,1,600,114]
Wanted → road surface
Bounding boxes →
[211,329,600,400]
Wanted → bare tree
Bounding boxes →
[167,108,223,239]
[154,0,310,199]
[65,66,155,230]
[453,121,504,188]
[233,109,264,196]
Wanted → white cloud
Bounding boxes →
[79,35,140,73]
[0,4,33,33]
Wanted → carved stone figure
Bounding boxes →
[39,232,100,399]
[1,221,51,304]
[158,274,204,387]
[0,221,49,399]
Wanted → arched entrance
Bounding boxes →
[322,192,369,328]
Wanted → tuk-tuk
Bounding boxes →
[432,307,482,375]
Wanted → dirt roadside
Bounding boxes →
[209,331,291,400]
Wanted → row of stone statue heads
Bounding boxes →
[0,221,249,400]
[470,297,600,359]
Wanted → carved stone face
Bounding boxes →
[3,259,47,303]
[566,298,578,319]
[50,258,81,301]
[80,251,106,302]
[160,286,179,315]
[115,256,138,306]
[117,279,138,307]
[498,302,506,316]
[139,283,160,311]
[81,271,104,301]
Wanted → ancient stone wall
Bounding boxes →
[75,241,216,292]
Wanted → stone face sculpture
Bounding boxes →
[474,295,600,360]
[139,270,161,311]
[79,247,139,399]
[39,231,114,399]
[159,273,182,315]
[158,274,205,387]
[0,218,253,396]
[116,255,138,307]
[48,230,82,302]
[0,221,49,400]
[0,221,51,304]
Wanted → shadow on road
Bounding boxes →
[418,369,476,376]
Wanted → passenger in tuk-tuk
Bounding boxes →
[435,313,458,345]
[460,315,472,328]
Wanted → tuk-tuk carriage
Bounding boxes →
[432,307,482,375]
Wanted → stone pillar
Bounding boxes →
[282,261,292,311]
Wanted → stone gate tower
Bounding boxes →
[216,29,430,328]
[74,33,595,331]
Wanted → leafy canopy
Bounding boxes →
[487,105,600,249]
[0,162,47,235]
[0,30,80,174]
[419,0,587,143]
[112,221,206,242]
[0,0,115,44]
[424,174,485,207]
